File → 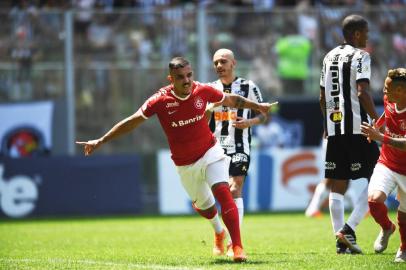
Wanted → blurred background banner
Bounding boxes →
[0,155,143,218]
[0,101,53,157]
[157,148,368,214]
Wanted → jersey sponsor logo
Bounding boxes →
[326,55,349,62]
[231,153,248,163]
[351,163,361,171]
[325,161,336,170]
[326,100,340,110]
[357,57,363,73]
[171,114,204,128]
[219,136,232,148]
[194,97,204,110]
[385,128,406,138]
[214,111,237,121]
[166,101,179,108]
[235,90,246,96]
[329,111,343,123]
[252,87,262,102]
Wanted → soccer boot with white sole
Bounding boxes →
[374,223,396,253]
[336,223,362,254]
[226,242,233,257]
[394,248,406,263]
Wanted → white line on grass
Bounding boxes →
[0,258,204,270]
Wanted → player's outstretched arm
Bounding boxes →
[222,93,278,115]
[76,110,146,156]
[361,121,406,151]
[232,112,268,130]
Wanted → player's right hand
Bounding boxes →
[76,139,102,156]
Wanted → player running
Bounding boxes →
[361,68,406,263]
[76,57,277,262]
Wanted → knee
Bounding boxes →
[229,177,244,198]
[368,191,386,204]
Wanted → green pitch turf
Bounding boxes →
[0,212,404,269]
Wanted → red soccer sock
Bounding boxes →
[368,201,393,230]
[212,183,242,248]
[398,211,406,251]
[192,203,217,219]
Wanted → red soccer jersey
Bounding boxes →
[140,81,225,166]
[378,95,406,175]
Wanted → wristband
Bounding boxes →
[383,134,390,145]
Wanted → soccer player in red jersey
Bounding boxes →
[361,68,406,263]
[76,57,276,262]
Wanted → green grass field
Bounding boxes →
[0,212,404,269]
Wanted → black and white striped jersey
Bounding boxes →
[320,44,371,137]
[208,77,263,155]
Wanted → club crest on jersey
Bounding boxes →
[194,97,204,109]
[329,111,342,123]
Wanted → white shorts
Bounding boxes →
[176,143,230,210]
[369,162,406,212]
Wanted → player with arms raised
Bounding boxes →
[361,68,406,263]
[76,57,277,262]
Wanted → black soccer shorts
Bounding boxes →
[227,152,251,177]
[325,134,379,180]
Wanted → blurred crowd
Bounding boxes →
[0,0,406,152]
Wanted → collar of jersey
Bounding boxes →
[395,103,406,114]
[171,90,192,101]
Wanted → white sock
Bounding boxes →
[346,184,369,231]
[234,198,244,228]
[329,192,345,234]
[209,213,224,234]
[345,185,358,209]
[305,182,329,216]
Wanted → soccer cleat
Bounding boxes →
[336,241,350,254]
[307,210,323,218]
[336,224,362,254]
[226,243,233,257]
[394,248,406,263]
[213,230,226,256]
[232,245,247,262]
[374,223,396,253]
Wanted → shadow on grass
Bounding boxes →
[211,258,267,265]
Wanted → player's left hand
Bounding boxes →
[361,121,383,143]
[232,117,251,129]
[76,139,102,156]
[257,101,278,115]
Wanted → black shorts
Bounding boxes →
[325,134,379,180]
[227,152,250,177]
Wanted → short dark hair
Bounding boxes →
[169,57,190,71]
[388,68,406,86]
[342,14,368,41]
